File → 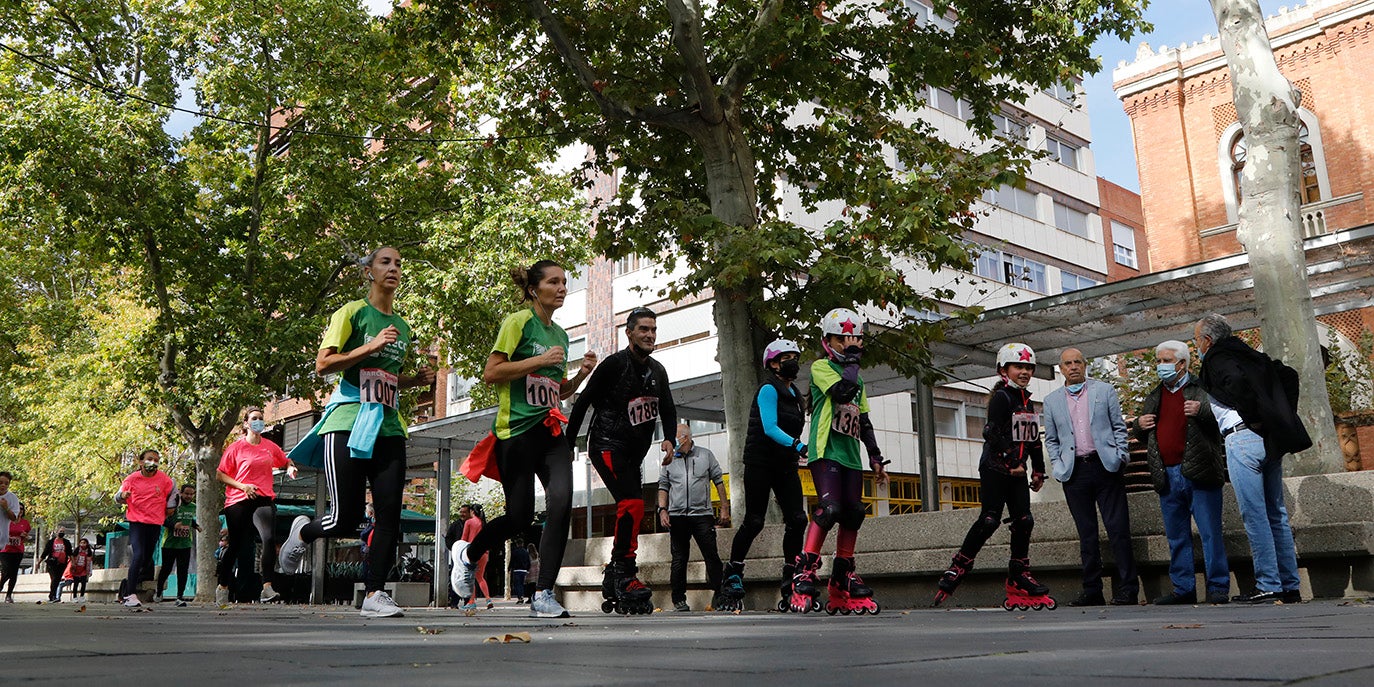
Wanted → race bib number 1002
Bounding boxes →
[831,403,861,439]
[525,374,561,409]
[627,396,659,426]
[1011,412,1041,443]
[359,368,399,409]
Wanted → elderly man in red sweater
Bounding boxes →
[1135,340,1230,605]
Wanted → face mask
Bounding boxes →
[1157,362,1178,382]
[777,359,800,379]
[249,419,266,434]
[142,461,158,473]
[1065,382,1085,394]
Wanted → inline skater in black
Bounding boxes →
[566,307,678,615]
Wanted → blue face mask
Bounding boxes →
[249,419,266,434]
[1065,382,1085,394]
[1157,362,1178,382]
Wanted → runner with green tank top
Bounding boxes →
[278,246,435,619]
[156,484,199,605]
[452,259,596,619]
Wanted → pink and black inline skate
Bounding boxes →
[1002,557,1055,611]
[932,552,974,607]
[825,557,880,615]
[785,553,823,613]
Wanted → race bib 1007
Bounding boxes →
[627,396,659,426]
[831,403,861,439]
[1011,412,1041,443]
[359,368,399,409]
[525,374,561,409]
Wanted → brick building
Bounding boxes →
[1112,0,1374,346]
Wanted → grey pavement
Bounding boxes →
[4,597,1374,685]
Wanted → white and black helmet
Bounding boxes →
[762,339,801,367]
[820,307,865,337]
[996,342,1036,368]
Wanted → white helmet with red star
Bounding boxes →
[820,308,865,337]
[996,342,1036,368]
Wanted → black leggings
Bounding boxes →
[159,547,192,597]
[217,497,277,589]
[126,522,162,594]
[302,432,406,593]
[468,422,572,591]
[591,446,646,561]
[0,551,21,596]
[68,575,88,597]
[730,462,807,566]
[958,468,1032,560]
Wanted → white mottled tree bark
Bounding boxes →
[1210,0,1339,474]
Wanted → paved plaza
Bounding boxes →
[3,597,1373,685]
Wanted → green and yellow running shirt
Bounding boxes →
[492,308,569,440]
[317,298,413,437]
[808,358,870,470]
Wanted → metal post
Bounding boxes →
[311,474,327,604]
[915,381,941,512]
[434,444,452,608]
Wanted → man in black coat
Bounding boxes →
[1194,313,1309,604]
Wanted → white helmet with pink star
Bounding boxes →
[996,342,1036,368]
[820,308,865,338]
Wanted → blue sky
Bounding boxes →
[1086,0,1289,191]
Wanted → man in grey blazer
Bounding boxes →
[1043,348,1139,606]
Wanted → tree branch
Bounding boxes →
[664,0,722,124]
[719,0,786,104]
[523,0,697,128]
[51,2,113,85]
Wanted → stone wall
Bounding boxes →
[556,470,1374,611]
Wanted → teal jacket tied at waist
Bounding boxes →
[287,380,388,467]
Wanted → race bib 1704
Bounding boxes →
[525,374,561,409]
[831,403,861,439]
[627,396,659,426]
[1011,412,1041,443]
[359,368,399,409]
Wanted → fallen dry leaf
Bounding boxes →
[74,605,87,613]
[483,632,532,644]
[416,626,444,635]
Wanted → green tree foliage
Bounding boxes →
[0,0,586,594]
[1326,329,1374,415]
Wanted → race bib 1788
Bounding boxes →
[627,396,659,426]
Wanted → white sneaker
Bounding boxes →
[529,589,570,618]
[278,515,311,575]
[215,586,230,605]
[359,590,404,618]
[449,541,475,599]
[122,594,142,608]
[153,594,163,603]
[259,585,281,603]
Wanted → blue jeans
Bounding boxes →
[1158,464,1229,595]
[1225,429,1300,593]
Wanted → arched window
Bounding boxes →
[1227,121,1321,208]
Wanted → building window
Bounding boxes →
[1044,135,1079,170]
[963,404,987,439]
[1112,221,1138,269]
[614,254,652,275]
[1052,202,1090,238]
[1043,81,1076,105]
[930,87,971,120]
[973,248,1047,294]
[992,112,1028,140]
[565,264,589,292]
[1061,270,1099,293]
[933,402,960,437]
[982,185,1038,219]
[1228,121,1321,208]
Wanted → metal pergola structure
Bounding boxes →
[303,223,1374,606]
